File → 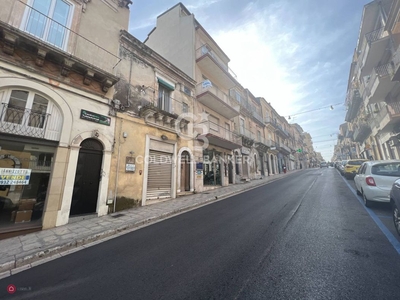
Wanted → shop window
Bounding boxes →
[22,0,73,50]
[0,140,55,237]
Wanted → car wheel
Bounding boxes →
[393,202,400,236]
[356,187,361,195]
[362,191,372,208]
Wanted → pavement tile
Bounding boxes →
[22,243,42,252]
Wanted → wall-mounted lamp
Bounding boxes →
[123,132,128,138]
[161,134,168,140]
[330,105,334,110]
[129,150,134,156]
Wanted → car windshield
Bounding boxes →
[347,160,365,166]
[371,163,400,176]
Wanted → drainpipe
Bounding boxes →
[113,119,123,213]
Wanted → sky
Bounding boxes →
[128,0,371,161]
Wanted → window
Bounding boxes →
[239,118,245,135]
[183,86,191,96]
[225,123,230,140]
[182,103,188,113]
[2,90,49,129]
[23,0,73,49]
[257,130,261,142]
[209,115,219,132]
[158,85,171,112]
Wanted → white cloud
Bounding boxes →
[186,0,223,11]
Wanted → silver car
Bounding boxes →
[390,179,400,236]
[354,160,400,207]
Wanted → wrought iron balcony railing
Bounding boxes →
[365,27,385,45]
[0,103,50,138]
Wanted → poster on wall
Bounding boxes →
[0,168,31,185]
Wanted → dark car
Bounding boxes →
[390,178,400,236]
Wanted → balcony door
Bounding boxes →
[0,90,50,138]
[22,0,73,50]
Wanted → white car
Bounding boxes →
[354,160,400,207]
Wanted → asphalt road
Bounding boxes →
[2,168,400,299]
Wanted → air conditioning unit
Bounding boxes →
[111,99,125,111]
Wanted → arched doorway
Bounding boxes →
[180,151,190,192]
[70,139,103,216]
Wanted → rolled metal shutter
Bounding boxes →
[147,150,172,199]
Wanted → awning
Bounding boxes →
[157,77,175,90]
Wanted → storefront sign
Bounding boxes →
[289,154,295,161]
[0,168,31,185]
[80,109,111,126]
[241,147,250,155]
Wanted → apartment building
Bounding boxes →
[0,0,131,238]
[144,3,246,191]
[339,0,400,161]
[108,31,196,207]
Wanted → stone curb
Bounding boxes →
[0,171,298,274]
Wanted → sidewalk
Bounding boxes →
[0,170,300,278]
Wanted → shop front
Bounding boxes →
[0,78,114,238]
[0,135,57,239]
[203,149,222,186]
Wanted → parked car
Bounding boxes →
[338,160,348,176]
[390,178,400,236]
[344,159,368,179]
[320,162,327,168]
[355,160,400,207]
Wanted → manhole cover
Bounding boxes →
[111,213,125,218]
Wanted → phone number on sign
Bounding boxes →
[0,180,29,185]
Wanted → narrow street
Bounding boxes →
[1,168,400,300]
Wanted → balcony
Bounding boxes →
[140,96,191,134]
[196,121,242,150]
[391,46,400,81]
[251,110,264,125]
[238,127,255,147]
[196,82,240,119]
[0,103,62,141]
[345,89,362,122]
[255,136,270,153]
[359,27,390,77]
[365,63,397,104]
[353,122,372,143]
[196,44,237,89]
[374,102,400,134]
[276,124,289,138]
[264,116,278,131]
[0,0,119,92]
[277,142,291,155]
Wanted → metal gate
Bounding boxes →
[147,150,172,199]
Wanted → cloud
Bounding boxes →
[186,0,224,11]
